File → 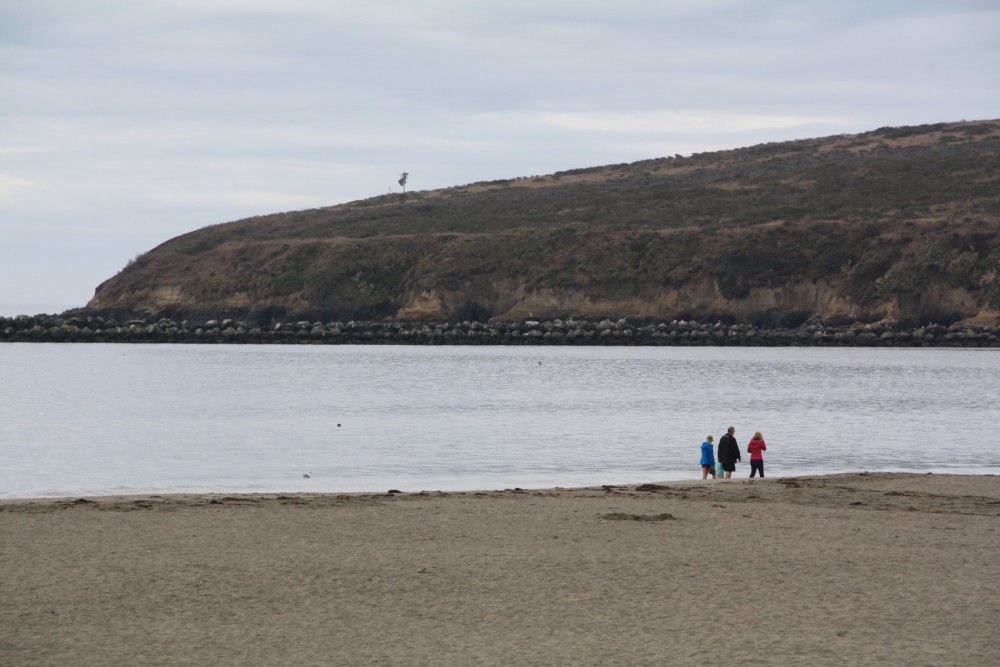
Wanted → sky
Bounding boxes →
[1,0,998,314]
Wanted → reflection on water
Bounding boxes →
[1,344,998,498]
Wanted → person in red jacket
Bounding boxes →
[747,432,767,478]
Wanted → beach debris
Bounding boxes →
[387,489,402,495]
[635,484,671,492]
[602,512,675,521]
[55,498,99,509]
[208,497,261,505]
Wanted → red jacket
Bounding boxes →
[747,439,766,460]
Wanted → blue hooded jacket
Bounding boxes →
[700,440,715,466]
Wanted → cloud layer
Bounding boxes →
[2,0,998,309]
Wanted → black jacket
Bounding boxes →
[717,433,741,465]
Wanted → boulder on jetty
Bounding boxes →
[1,313,997,347]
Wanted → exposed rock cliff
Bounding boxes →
[88,120,1000,326]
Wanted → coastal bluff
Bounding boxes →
[84,119,1000,328]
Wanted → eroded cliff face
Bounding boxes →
[86,119,1000,325]
[86,226,1000,326]
[87,246,999,325]
[391,276,993,325]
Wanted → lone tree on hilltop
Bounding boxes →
[398,172,408,193]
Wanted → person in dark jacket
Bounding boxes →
[717,426,741,480]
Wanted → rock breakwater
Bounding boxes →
[2,314,998,346]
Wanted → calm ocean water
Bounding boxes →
[1,343,997,498]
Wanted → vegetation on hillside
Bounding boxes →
[90,120,1000,325]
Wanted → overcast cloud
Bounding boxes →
[1,0,998,312]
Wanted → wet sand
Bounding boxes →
[2,472,999,666]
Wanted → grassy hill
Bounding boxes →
[88,119,1000,326]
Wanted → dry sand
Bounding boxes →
[2,472,999,666]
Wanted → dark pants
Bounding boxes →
[750,460,764,478]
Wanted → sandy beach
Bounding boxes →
[2,472,998,666]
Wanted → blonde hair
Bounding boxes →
[753,432,763,440]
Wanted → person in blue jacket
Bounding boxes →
[700,435,717,479]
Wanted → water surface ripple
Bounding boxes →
[1,344,996,498]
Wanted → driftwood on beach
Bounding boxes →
[2,313,999,346]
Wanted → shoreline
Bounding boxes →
[2,471,998,514]
[0,475,741,506]
[3,472,999,666]
[3,467,995,503]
